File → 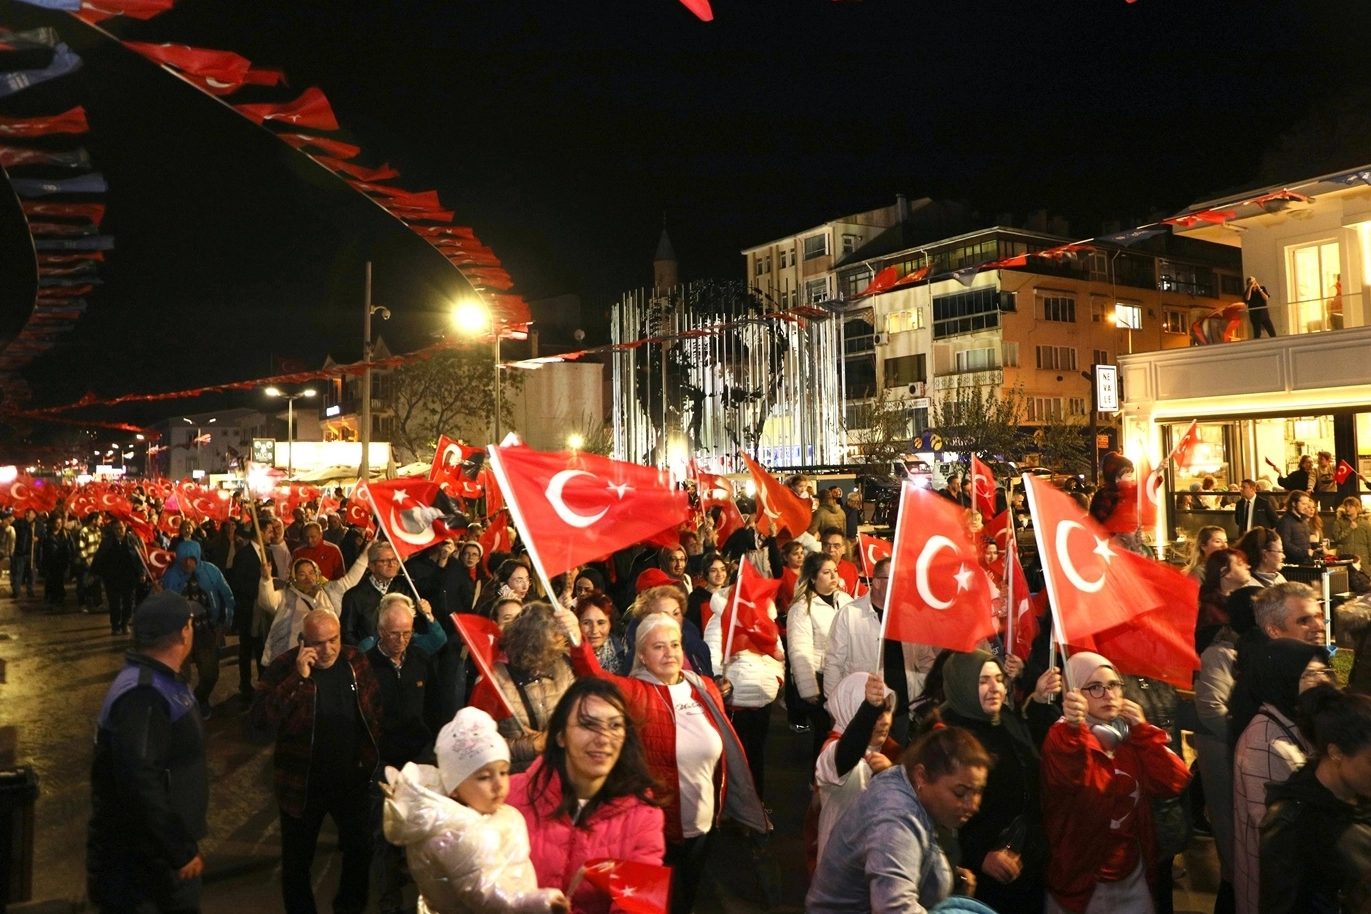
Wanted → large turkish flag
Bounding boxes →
[739,452,811,539]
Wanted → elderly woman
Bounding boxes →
[507,678,666,914]
[1231,638,1331,914]
[619,584,712,677]
[1041,651,1190,914]
[1331,496,1371,572]
[560,609,767,914]
[811,672,898,870]
[1185,525,1229,585]
[808,726,990,914]
[787,552,854,755]
[1235,526,1287,587]
[574,593,624,673]
[940,650,1049,914]
[471,602,576,774]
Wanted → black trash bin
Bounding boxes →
[0,767,39,909]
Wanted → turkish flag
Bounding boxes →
[109,505,158,544]
[0,106,88,137]
[359,479,460,560]
[692,466,744,546]
[1336,459,1357,486]
[1134,447,1164,528]
[740,452,811,539]
[125,43,284,95]
[430,435,485,501]
[486,444,691,577]
[344,483,376,532]
[579,859,671,914]
[452,613,516,721]
[720,559,782,659]
[857,533,892,578]
[77,0,175,22]
[884,484,997,652]
[0,474,40,510]
[1021,473,1198,681]
[280,133,361,159]
[970,455,997,518]
[23,201,104,222]
[139,542,176,578]
[233,87,339,131]
[68,489,98,518]
[1168,419,1200,471]
[310,155,399,182]
[1004,545,1038,661]
[479,510,514,560]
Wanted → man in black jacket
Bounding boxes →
[225,521,265,700]
[90,519,146,635]
[1234,478,1279,536]
[340,541,420,647]
[88,592,206,911]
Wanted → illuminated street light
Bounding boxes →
[265,387,317,478]
[567,433,584,451]
[451,299,502,443]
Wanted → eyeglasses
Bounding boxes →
[379,629,413,640]
[1081,680,1125,698]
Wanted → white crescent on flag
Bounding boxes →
[1055,520,1112,594]
[915,535,958,610]
[546,470,609,528]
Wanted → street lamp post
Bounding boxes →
[452,300,500,444]
[180,417,216,476]
[359,261,391,480]
[265,387,317,479]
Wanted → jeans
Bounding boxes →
[664,831,714,914]
[279,781,372,914]
[10,553,32,596]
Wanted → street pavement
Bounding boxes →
[0,586,1219,913]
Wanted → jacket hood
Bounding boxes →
[829,671,895,734]
[174,539,202,563]
[382,762,476,847]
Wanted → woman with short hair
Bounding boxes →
[574,593,623,673]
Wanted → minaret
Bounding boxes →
[653,225,678,291]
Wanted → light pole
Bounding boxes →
[180,417,216,476]
[360,261,391,480]
[452,300,501,443]
[265,387,317,479]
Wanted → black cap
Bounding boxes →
[132,591,196,642]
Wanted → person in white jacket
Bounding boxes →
[705,585,784,799]
[259,549,369,666]
[823,557,938,747]
[786,552,853,757]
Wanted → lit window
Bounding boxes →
[1114,304,1142,329]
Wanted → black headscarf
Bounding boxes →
[1240,639,1327,732]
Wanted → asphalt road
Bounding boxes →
[0,586,1220,913]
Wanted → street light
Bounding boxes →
[265,387,317,479]
[567,433,584,451]
[180,417,217,475]
[452,300,501,443]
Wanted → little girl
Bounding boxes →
[384,707,569,914]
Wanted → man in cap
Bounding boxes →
[88,592,207,911]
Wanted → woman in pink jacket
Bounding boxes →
[507,678,666,914]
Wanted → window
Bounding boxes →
[788,289,798,307]
[1088,252,1109,282]
[1001,342,1019,367]
[933,287,1001,339]
[778,249,790,269]
[1220,273,1243,296]
[754,257,765,277]
[912,406,929,436]
[840,267,874,299]
[1162,308,1187,334]
[1028,397,1063,422]
[805,277,829,303]
[1288,239,1341,307]
[1091,297,1108,322]
[803,234,829,260]
[1114,303,1142,329]
[842,234,860,254]
[1035,346,1077,371]
[886,309,925,333]
[1036,295,1076,323]
[1069,397,1087,416]
[884,354,927,386]
[1092,349,1110,366]
[954,348,999,373]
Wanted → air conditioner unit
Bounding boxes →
[908,382,925,397]
[873,332,890,345]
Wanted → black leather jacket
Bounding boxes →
[1261,761,1371,914]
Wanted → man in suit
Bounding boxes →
[1235,478,1279,535]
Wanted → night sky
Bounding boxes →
[2,0,1371,439]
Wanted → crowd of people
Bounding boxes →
[15,456,1371,914]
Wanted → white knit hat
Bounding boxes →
[436,707,510,795]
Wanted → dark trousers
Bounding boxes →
[1250,308,1276,338]
[664,831,714,914]
[185,623,220,707]
[279,783,372,914]
[10,553,33,596]
[728,703,772,800]
[89,851,202,914]
[107,586,135,633]
[234,608,262,694]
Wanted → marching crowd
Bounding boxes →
[9,457,1371,914]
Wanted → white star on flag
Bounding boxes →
[1092,536,1115,563]
[953,563,974,592]
[607,482,632,498]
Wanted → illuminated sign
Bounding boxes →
[1095,364,1120,412]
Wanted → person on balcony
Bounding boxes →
[1244,276,1276,338]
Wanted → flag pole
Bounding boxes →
[485,445,564,616]
[360,480,427,604]
[1004,526,1015,656]
[721,568,742,679]
[875,482,913,677]
[1020,474,1076,694]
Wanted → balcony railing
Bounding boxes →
[1287,290,1361,335]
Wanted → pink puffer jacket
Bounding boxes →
[508,758,666,914]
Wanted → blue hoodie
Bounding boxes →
[159,540,235,627]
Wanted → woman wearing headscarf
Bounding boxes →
[1040,651,1190,914]
[940,650,1047,914]
[1231,638,1331,914]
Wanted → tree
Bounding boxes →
[388,344,518,464]
[843,388,915,476]
[929,384,1029,464]
[1035,414,1093,476]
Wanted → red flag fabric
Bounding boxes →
[1168,420,1200,471]
[140,542,176,578]
[310,155,399,182]
[0,106,88,137]
[486,444,691,577]
[580,859,672,914]
[125,43,284,95]
[480,466,503,517]
[675,0,714,22]
[233,87,339,131]
[358,479,456,560]
[280,133,361,159]
[344,488,375,532]
[1005,545,1038,661]
[856,266,899,297]
[1336,459,1356,486]
[78,0,175,22]
[479,510,514,559]
[692,467,744,546]
[739,452,811,539]
[857,533,892,578]
[884,484,997,651]
[1134,447,1164,528]
[451,613,517,721]
[721,559,782,658]
[1021,474,1197,683]
[430,435,485,500]
[970,455,997,518]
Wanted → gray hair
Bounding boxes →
[377,593,415,627]
[630,611,682,677]
[368,540,397,562]
[1253,582,1318,632]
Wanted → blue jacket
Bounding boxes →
[160,540,235,627]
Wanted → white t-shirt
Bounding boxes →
[668,681,724,839]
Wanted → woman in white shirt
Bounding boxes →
[787,552,853,758]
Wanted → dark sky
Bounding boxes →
[3,0,1371,434]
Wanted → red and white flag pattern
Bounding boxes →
[579,859,671,914]
[358,479,458,560]
[691,465,744,546]
[857,533,892,578]
[721,559,782,659]
[452,612,517,721]
[970,454,997,519]
[739,452,811,540]
[1169,419,1201,471]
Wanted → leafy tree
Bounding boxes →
[929,383,1029,464]
[843,388,915,476]
[389,344,518,464]
[1035,414,1093,476]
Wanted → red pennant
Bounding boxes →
[740,452,811,539]
[856,265,899,297]
[478,510,513,560]
[580,859,671,914]
[675,0,714,22]
[0,106,88,138]
[1336,459,1356,486]
[1005,544,1038,661]
[279,133,361,159]
[125,43,284,95]
[78,0,175,22]
[233,87,339,131]
[970,455,997,518]
[309,154,399,182]
[430,435,485,501]
[1168,419,1200,471]
[884,484,997,652]
[452,613,517,721]
[1135,446,1164,528]
[692,467,744,547]
[141,542,176,578]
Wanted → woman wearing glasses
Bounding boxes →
[1231,639,1331,914]
[1235,527,1288,588]
[1041,652,1190,914]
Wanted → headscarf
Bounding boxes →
[1066,650,1128,747]
[943,650,1001,725]
[828,671,895,736]
[1246,639,1327,725]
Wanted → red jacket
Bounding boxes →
[1040,719,1190,912]
[508,757,665,914]
[292,541,345,581]
[569,639,734,845]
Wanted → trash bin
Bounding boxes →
[0,767,39,907]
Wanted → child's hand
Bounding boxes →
[548,891,571,914]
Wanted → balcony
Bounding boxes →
[933,369,1003,391]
